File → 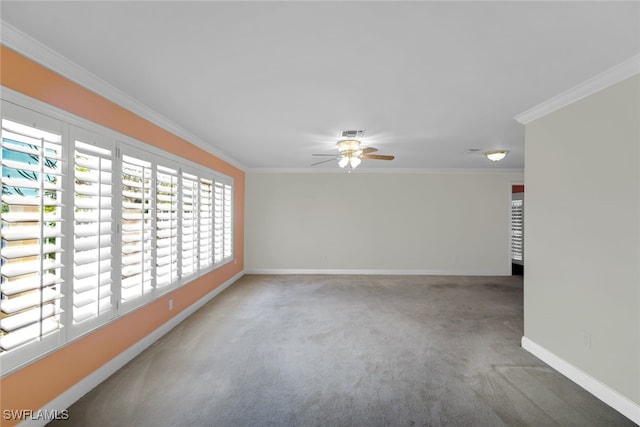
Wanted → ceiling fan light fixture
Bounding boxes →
[484,150,509,162]
[312,137,393,169]
[337,139,361,153]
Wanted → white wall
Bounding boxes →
[524,75,640,408]
[245,172,522,274]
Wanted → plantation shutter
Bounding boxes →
[72,136,114,330]
[223,183,233,260]
[213,179,233,264]
[511,197,524,264]
[181,172,198,277]
[121,154,154,302]
[199,177,213,269]
[0,117,64,353]
[156,166,179,288]
[213,181,224,264]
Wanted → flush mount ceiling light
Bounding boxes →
[484,150,509,162]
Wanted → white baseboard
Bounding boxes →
[521,336,640,425]
[19,271,244,427]
[246,268,510,276]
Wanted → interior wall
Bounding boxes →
[0,46,245,424]
[246,172,523,274]
[524,75,640,405]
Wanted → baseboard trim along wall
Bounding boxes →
[521,336,640,424]
[246,268,511,276]
[19,271,245,427]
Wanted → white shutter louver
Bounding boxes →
[156,166,178,288]
[223,183,233,260]
[511,198,524,264]
[1,118,64,353]
[181,172,198,277]
[73,139,113,326]
[121,155,153,302]
[199,177,213,269]
[213,182,224,264]
[213,180,233,264]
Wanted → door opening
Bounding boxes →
[511,185,524,276]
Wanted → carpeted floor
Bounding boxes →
[50,275,635,426]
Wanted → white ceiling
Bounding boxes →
[2,1,639,171]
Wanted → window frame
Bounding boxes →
[0,101,68,371]
[155,164,180,291]
[68,125,117,339]
[213,175,234,267]
[118,144,157,314]
[179,167,201,281]
[0,89,235,376]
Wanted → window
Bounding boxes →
[1,112,64,358]
[0,96,235,374]
[72,131,115,335]
[199,177,213,269]
[214,180,233,264]
[181,172,198,278]
[511,197,524,264]
[156,166,179,288]
[223,182,233,260]
[120,154,154,304]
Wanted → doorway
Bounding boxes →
[511,185,524,275]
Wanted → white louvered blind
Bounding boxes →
[213,182,224,264]
[511,198,524,264]
[0,94,239,374]
[214,180,233,264]
[72,138,113,328]
[0,118,64,353]
[156,166,179,288]
[181,172,198,278]
[223,183,233,260]
[199,177,213,269]
[121,155,153,302]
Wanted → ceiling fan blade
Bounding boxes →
[361,154,395,160]
[361,147,378,154]
[312,153,339,156]
[311,158,338,166]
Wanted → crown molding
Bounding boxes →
[515,54,640,125]
[0,21,246,171]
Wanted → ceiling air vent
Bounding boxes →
[340,130,365,138]
[464,148,482,154]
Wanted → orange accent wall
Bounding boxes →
[0,46,245,425]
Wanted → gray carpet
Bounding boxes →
[50,275,634,427]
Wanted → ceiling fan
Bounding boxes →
[312,139,395,169]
